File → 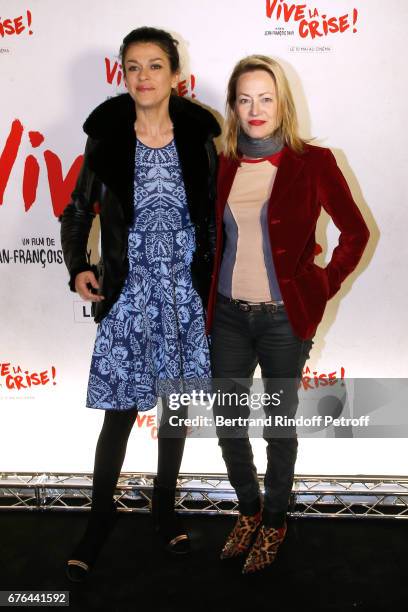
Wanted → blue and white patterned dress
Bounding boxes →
[86,139,211,411]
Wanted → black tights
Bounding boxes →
[91,405,187,512]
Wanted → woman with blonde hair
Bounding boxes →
[207,55,369,574]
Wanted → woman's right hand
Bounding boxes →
[75,271,105,302]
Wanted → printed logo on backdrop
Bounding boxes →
[264,0,359,52]
[0,361,57,401]
[0,122,83,217]
[0,11,33,37]
[135,413,157,440]
[0,10,33,54]
[73,300,93,323]
[299,365,353,437]
[301,365,345,390]
[0,236,63,267]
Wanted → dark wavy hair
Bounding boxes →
[120,27,180,74]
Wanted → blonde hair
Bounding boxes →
[223,55,305,158]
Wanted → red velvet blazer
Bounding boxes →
[206,144,370,340]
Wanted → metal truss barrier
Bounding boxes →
[1,473,408,519]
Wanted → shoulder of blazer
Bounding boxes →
[275,144,336,181]
[297,143,333,165]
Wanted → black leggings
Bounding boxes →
[91,403,187,511]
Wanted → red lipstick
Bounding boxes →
[248,120,266,126]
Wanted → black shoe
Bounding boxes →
[66,505,117,582]
[151,478,190,555]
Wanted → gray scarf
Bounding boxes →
[238,129,284,158]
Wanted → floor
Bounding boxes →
[1,511,406,611]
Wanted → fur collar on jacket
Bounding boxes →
[83,92,220,141]
[82,93,220,225]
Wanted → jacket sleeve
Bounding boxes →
[318,149,370,299]
[59,137,100,291]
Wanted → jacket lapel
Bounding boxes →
[216,155,240,218]
[87,100,136,226]
[170,96,213,223]
[172,115,197,221]
[268,146,306,211]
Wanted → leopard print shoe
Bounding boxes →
[242,523,287,574]
[220,511,262,560]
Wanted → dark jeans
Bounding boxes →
[211,295,313,527]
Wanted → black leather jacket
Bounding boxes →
[60,93,220,323]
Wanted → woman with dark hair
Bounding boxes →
[207,55,369,574]
[60,26,220,582]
